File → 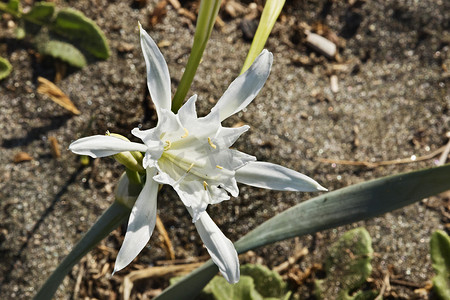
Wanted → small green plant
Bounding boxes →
[315,227,378,300]
[0,0,110,78]
[172,264,291,300]
[430,230,450,300]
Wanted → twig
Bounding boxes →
[374,272,390,300]
[121,262,204,300]
[273,247,308,273]
[155,215,175,260]
[437,132,450,165]
[155,255,209,266]
[73,261,85,299]
[319,145,446,168]
[390,279,423,289]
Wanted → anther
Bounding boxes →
[164,140,171,150]
[203,181,208,190]
[181,128,189,138]
[208,137,217,149]
[187,162,195,173]
[216,165,223,169]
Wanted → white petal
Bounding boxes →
[178,94,198,125]
[211,50,273,121]
[235,161,327,192]
[139,23,171,113]
[113,168,159,274]
[189,209,240,283]
[69,135,147,158]
[214,125,250,149]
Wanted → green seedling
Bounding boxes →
[171,264,291,300]
[0,0,109,77]
[430,230,450,300]
[315,227,378,300]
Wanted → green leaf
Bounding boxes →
[171,0,221,113]
[51,8,110,59]
[0,56,13,80]
[240,0,285,74]
[430,230,450,300]
[24,2,55,25]
[155,164,450,300]
[202,276,264,300]
[7,0,20,13]
[314,227,375,300]
[196,264,289,300]
[37,39,87,68]
[240,264,287,298]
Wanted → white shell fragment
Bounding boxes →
[330,75,339,93]
[305,32,337,58]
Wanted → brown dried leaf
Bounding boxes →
[37,76,81,115]
[13,152,33,163]
[178,7,196,22]
[149,0,168,27]
[167,0,181,9]
[49,136,61,158]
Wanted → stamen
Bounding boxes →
[164,140,171,151]
[105,130,110,136]
[208,137,217,149]
[173,162,195,188]
[181,128,189,138]
[187,162,195,173]
[216,165,223,169]
[203,181,208,190]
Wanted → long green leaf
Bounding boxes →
[33,202,131,300]
[51,8,110,59]
[156,164,450,300]
[171,0,221,113]
[240,0,285,74]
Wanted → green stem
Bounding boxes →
[33,202,131,300]
[126,168,142,185]
[240,0,285,74]
[171,0,221,113]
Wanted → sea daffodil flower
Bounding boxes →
[69,25,326,283]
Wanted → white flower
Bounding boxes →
[69,24,326,284]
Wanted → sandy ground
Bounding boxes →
[0,0,449,299]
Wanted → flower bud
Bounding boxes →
[107,132,145,173]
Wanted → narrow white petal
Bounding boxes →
[69,135,147,158]
[189,209,240,283]
[113,168,159,274]
[211,50,273,121]
[235,161,327,192]
[139,23,171,112]
[178,94,198,125]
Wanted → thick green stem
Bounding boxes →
[171,0,221,113]
[240,0,285,74]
